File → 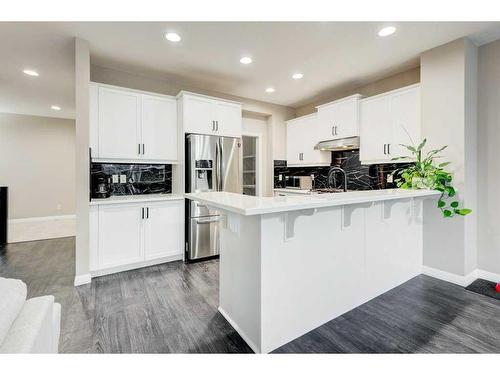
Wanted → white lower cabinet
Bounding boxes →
[98,203,144,269]
[144,201,184,260]
[90,199,184,276]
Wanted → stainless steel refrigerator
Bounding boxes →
[185,134,242,261]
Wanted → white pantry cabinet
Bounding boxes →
[359,84,420,164]
[179,92,242,138]
[286,114,330,166]
[316,94,362,141]
[90,83,178,162]
[90,199,184,276]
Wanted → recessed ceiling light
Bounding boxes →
[265,87,275,93]
[23,69,39,77]
[165,32,181,42]
[240,56,252,65]
[292,73,304,80]
[51,105,61,111]
[378,26,396,37]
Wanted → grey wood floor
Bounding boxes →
[2,237,500,353]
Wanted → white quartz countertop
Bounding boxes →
[185,189,440,216]
[273,188,313,195]
[90,193,184,206]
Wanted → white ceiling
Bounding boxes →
[1,22,500,119]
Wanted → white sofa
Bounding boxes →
[0,277,61,353]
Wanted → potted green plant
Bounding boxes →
[391,138,472,218]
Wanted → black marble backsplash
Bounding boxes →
[91,163,172,196]
[274,150,412,191]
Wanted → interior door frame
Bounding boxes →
[241,131,262,196]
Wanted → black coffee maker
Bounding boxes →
[92,174,111,198]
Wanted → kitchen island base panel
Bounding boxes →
[218,199,424,353]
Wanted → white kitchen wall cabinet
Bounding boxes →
[98,86,141,160]
[90,83,178,163]
[141,94,178,161]
[316,94,362,141]
[179,91,242,137]
[359,84,421,164]
[286,114,330,166]
[89,199,184,276]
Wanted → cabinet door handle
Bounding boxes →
[146,207,149,219]
[217,121,219,131]
[335,126,338,135]
[141,207,144,219]
[211,121,214,131]
[332,125,335,136]
[138,144,141,155]
[142,144,145,155]
[387,143,390,155]
[383,144,387,155]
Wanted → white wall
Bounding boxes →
[0,113,75,219]
[420,38,478,276]
[478,38,500,275]
[75,38,91,283]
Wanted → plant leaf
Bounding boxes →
[446,186,456,197]
[443,210,452,217]
[457,208,472,216]
[417,138,427,151]
[438,200,446,208]
[450,201,459,208]
[439,162,451,168]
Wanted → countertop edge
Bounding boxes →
[90,194,184,206]
[185,190,441,216]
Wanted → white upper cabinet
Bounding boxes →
[316,94,362,141]
[286,114,330,166]
[359,84,421,164]
[90,83,178,162]
[141,94,178,161]
[98,86,141,160]
[180,92,242,137]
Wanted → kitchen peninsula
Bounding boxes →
[185,189,440,353]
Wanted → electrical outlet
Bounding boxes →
[278,174,283,181]
[387,174,394,183]
[112,175,119,183]
[120,175,127,184]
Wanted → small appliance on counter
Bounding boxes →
[92,174,111,199]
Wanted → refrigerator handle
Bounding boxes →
[218,139,223,191]
[215,139,220,191]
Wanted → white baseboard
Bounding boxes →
[422,266,500,286]
[8,214,75,243]
[422,266,477,287]
[90,254,183,278]
[477,269,500,283]
[74,273,91,286]
[218,307,259,354]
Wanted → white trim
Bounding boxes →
[8,214,75,224]
[90,81,176,100]
[218,307,259,354]
[92,158,180,164]
[477,269,500,283]
[286,112,317,123]
[90,253,183,278]
[422,266,478,287]
[74,273,91,286]
[176,90,242,106]
[315,93,364,110]
[8,215,76,243]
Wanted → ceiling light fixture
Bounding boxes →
[51,105,61,111]
[378,26,396,37]
[265,87,275,93]
[240,56,252,65]
[292,73,304,80]
[165,32,181,42]
[23,69,39,76]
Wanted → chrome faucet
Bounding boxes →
[328,166,347,192]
